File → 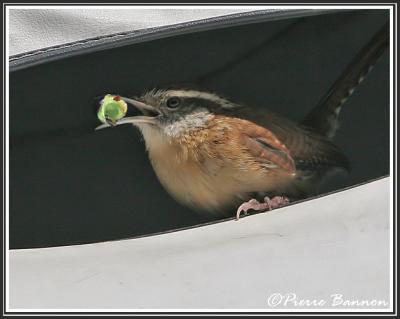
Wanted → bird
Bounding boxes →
[96,22,389,220]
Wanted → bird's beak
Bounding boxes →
[95,96,160,131]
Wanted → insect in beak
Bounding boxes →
[95,96,160,131]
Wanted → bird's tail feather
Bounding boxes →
[302,21,389,139]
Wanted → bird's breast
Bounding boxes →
[139,123,295,214]
[145,135,234,212]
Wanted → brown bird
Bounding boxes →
[96,22,388,219]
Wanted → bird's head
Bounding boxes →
[96,88,241,138]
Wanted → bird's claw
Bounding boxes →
[235,196,289,220]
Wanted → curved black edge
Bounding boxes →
[9,9,348,72]
[11,175,389,251]
[83,175,392,247]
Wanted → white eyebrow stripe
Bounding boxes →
[167,90,217,99]
[167,90,236,108]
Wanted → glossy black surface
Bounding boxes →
[10,10,390,248]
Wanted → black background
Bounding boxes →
[10,10,390,248]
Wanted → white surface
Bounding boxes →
[9,178,391,311]
[8,8,253,56]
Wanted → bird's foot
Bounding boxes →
[235,196,289,220]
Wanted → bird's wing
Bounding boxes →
[262,112,350,173]
[235,109,349,174]
[239,121,296,174]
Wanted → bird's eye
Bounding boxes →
[166,97,181,109]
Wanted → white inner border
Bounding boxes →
[4,4,397,314]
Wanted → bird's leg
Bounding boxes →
[235,196,289,220]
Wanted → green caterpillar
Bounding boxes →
[97,94,127,125]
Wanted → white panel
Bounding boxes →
[9,8,253,56]
[9,177,391,310]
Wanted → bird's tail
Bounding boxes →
[302,21,389,139]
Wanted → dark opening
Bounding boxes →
[10,9,390,248]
